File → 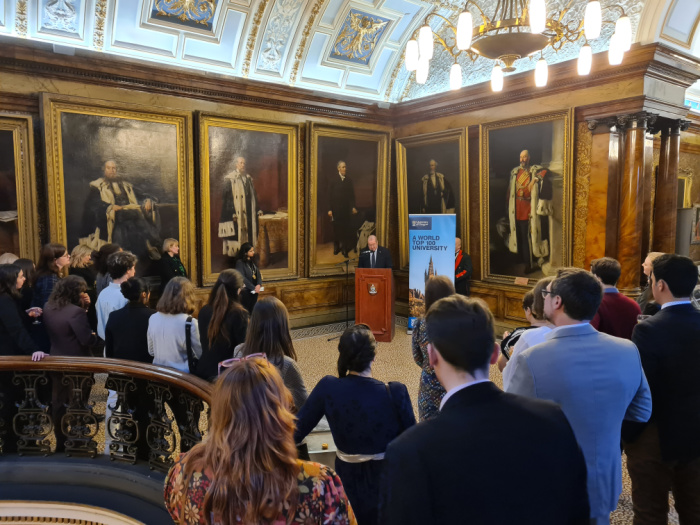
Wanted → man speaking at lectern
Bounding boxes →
[358,235,393,269]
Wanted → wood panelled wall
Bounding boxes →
[1,42,699,327]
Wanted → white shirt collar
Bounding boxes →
[439,379,490,411]
[661,300,691,309]
[338,173,345,181]
[550,321,590,335]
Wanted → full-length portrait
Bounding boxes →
[199,115,299,285]
[397,129,467,268]
[481,111,572,283]
[308,124,389,276]
[43,95,195,278]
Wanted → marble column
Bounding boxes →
[652,120,685,253]
[617,113,653,294]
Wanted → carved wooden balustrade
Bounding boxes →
[0,356,213,473]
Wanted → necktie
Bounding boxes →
[371,251,375,268]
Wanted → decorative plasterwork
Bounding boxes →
[15,0,28,35]
[41,0,80,33]
[242,0,271,77]
[151,0,217,31]
[93,0,107,49]
[329,9,390,65]
[289,0,323,86]
[256,0,307,74]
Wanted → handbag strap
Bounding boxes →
[384,382,404,432]
[185,315,193,366]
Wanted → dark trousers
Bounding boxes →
[241,290,258,314]
[515,219,531,267]
[625,423,700,525]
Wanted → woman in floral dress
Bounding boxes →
[165,356,356,525]
[412,275,455,421]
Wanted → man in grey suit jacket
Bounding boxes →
[507,268,652,525]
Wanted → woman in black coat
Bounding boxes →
[0,264,46,359]
[160,238,187,292]
[194,269,248,381]
[234,242,262,314]
[105,278,156,363]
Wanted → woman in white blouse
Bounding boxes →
[148,276,202,373]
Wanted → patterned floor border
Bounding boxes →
[291,316,409,340]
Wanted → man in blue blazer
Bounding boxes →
[380,295,590,525]
[507,268,652,525]
[625,254,700,525]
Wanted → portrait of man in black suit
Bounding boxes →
[327,160,357,258]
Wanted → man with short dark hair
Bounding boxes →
[380,295,590,525]
[590,257,641,339]
[625,254,700,525]
[507,268,652,525]
[96,251,137,340]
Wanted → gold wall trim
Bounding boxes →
[0,114,40,261]
[289,0,324,86]
[242,0,272,78]
[93,0,108,50]
[573,121,592,268]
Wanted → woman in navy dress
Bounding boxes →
[294,324,415,525]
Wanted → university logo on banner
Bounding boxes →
[408,214,456,330]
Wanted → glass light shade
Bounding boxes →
[578,44,592,75]
[529,0,546,34]
[584,1,602,40]
[418,25,433,60]
[416,56,429,84]
[450,63,462,90]
[535,57,548,87]
[616,15,632,51]
[456,11,473,50]
[608,32,624,66]
[405,39,419,71]
[491,64,504,92]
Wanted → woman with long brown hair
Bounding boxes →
[32,243,70,309]
[165,357,356,525]
[234,296,307,411]
[194,269,248,381]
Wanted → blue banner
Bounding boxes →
[408,214,456,330]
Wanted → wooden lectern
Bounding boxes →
[355,268,395,343]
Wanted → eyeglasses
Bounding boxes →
[541,289,553,298]
[218,353,267,376]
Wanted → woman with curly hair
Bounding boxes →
[165,357,357,525]
[43,275,97,357]
[294,324,415,525]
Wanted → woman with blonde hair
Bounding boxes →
[69,244,97,329]
[160,238,187,291]
[148,276,201,373]
[165,357,356,525]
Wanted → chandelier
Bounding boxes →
[404,0,632,91]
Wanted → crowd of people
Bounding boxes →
[0,240,698,525]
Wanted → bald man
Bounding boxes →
[505,150,552,274]
[358,235,393,269]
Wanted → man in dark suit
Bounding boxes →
[380,295,589,525]
[327,160,357,258]
[358,235,392,269]
[625,254,700,525]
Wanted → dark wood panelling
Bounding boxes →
[504,295,527,322]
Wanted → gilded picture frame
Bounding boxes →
[41,93,196,280]
[198,114,300,286]
[479,109,574,285]
[0,114,40,261]
[308,123,390,277]
[396,128,468,269]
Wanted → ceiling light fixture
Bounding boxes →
[404,0,631,92]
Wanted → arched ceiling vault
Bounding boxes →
[0,0,697,104]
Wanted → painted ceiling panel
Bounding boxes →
[345,46,393,91]
[300,31,344,84]
[255,0,308,75]
[149,0,218,32]
[182,8,244,68]
[329,8,391,65]
[110,0,179,56]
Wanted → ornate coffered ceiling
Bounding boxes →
[0,0,694,103]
